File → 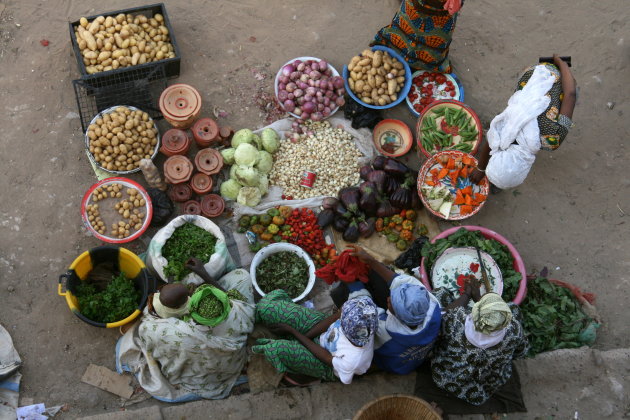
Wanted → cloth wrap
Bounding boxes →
[390,283,431,326]
[152,294,189,319]
[340,296,379,347]
[472,293,512,334]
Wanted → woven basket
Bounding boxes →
[353,394,442,420]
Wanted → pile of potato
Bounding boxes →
[75,12,175,75]
[87,106,158,172]
[87,184,147,239]
[347,49,406,106]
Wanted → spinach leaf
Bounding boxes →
[162,223,218,281]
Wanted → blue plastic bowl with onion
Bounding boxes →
[274,57,346,126]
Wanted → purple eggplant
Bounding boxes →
[367,170,387,194]
[342,220,360,242]
[359,181,377,195]
[359,191,378,215]
[317,208,335,228]
[359,165,373,181]
[376,201,396,218]
[338,187,360,213]
[389,185,412,209]
[322,197,339,210]
[383,158,410,177]
[410,187,421,209]
[385,176,400,196]
[332,215,350,232]
[335,202,349,218]
[372,155,386,170]
[359,217,376,238]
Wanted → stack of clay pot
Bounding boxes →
[159,84,202,130]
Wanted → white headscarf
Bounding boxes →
[152,293,189,319]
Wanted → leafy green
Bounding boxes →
[256,251,309,298]
[76,272,140,323]
[197,293,223,319]
[162,223,217,281]
[227,289,245,301]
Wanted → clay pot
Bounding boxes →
[200,194,225,218]
[192,118,220,148]
[159,84,202,129]
[159,129,192,157]
[219,126,234,147]
[194,148,223,176]
[182,200,201,215]
[190,173,213,195]
[163,155,194,185]
[167,184,193,203]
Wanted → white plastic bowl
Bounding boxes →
[250,243,316,302]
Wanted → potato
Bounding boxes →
[355,80,365,92]
[378,97,387,106]
[80,17,88,27]
[97,51,111,61]
[361,49,374,58]
[372,51,383,67]
[387,79,397,96]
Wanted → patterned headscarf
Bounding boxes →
[472,293,512,334]
[340,296,378,347]
[390,283,430,326]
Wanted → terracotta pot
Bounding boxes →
[167,183,193,203]
[159,84,202,129]
[194,148,223,176]
[159,129,192,157]
[219,126,234,147]
[200,194,225,218]
[190,173,213,195]
[182,200,201,215]
[192,118,220,148]
[163,155,194,185]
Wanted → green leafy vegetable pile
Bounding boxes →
[227,289,245,302]
[162,223,217,281]
[256,251,309,298]
[76,272,140,323]
[197,293,223,319]
[421,228,521,301]
[520,276,595,356]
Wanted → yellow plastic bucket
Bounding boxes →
[58,246,155,328]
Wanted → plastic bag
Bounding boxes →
[147,188,175,227]
[395,235,429,270]
[189,285,230,326]
[146,215,235,285]
[343,96,383,130]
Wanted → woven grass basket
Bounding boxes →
[353,394,442,420]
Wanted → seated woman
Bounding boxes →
[252,291,378,385]
[431,280,529,406]
[471,54,577,189]
[151,283,190,319]
[116,258,255,402]
[330,246,441,375]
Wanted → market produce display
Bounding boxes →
[75,271,140,324]
[255,251,309,298]
[86,106,159,173]
[419,151,489,220]
[407,71,461,115]
[270,120,362,199]
[161,223,217,281]
[275,57,345,121]
[417,102,480,155]
[74,12,175,74]
[346,48,406,106]
[219,127,280,207]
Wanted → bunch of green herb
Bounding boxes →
[421,228,521,301]
[196,293,223,319]
[256,251,309,298]
[162,223,217,281]
[227,289,245,302]
[520,276,593,356]
[76,272,140,323]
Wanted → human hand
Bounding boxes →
[469,167,486,185]
[468,277,482,302]
[268,323,294,336]
[553,54,568,68]
[185,257,206,274]
[346,245,374,264]
[443,0,462,15]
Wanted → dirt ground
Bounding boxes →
[0,0,628,418]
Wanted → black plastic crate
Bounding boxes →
[73,65,167,133]
[69,3,180,80]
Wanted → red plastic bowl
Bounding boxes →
[419,225,527,304]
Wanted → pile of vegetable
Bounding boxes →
[162,223,218,281]
[421,154,487,218]
[374,210,420,251]
[270,120,362,199]
[220,127,280,207]
[421,228,521,301]
[196,291,223,319]
[277,58,346,121]
[407,71,459,114]
[238,206,336,267]
[520,276,596,356]
[256,251,310,298]
[347,49,406,106]
[419,105,479,154]
[76,272,140,323]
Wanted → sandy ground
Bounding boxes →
[0,0,628,418]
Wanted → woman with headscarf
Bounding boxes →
[430,279,529,405]
[252,291,378,385]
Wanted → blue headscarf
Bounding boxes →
[390,283,430,327]
[340,296,378,347]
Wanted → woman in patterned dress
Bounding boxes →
[431,280,529,405]
[371,0,464,73]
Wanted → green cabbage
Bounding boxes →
[234,143,259,166]
[261,128,279,154]
[256,150,274,174]
[229,164,239,180]
[219,179,242,200]
[251,134,263,150]
[220,148,236,165]
[258,174,269,195]
[231,129,254,148]
[234,165,260,187]
[237,187,262,207]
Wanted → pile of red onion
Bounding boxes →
[276,58,346,123]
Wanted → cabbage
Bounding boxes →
[219,179,242,200]
[234,165,260,187]
[251,134,263,150]
[256,150,273,174]
[234,143,259,166]
[261,128,279,154]
[229,164,239,180]
[221,148,236,165]
[258,174,269,195]
[237,187,262,207]
[231,129,254,148]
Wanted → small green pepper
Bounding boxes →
[237,226,247,234]
[267,224,280,234]
[387,233,399,243]
[267,208,280,217]
[249,216,259,226]
[239,216,251,227]
[259,214,272,226]
[396,239,408,251]
[273,235,282,242]
[281,224,291,232]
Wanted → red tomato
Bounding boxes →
[422,72,430,77]
[450,91,456,97]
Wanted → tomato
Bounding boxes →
[422,72,430,77]
[450,91,456,97]
[446,80,454,87]
[436,75,446,84]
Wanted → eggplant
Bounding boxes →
[410,188,420,209]
[383,158,410,177]
[359,165,373,181]
[332,215,350,232]
[372,155,386,170]
[359,191,378,215]
[335,202,349,217]
[359,181,377,195]
[338,187,360,213]
[390,185,412,209]
[376,201,396,218]
[342,220,360,242]
[322,197,339,210]
[367,170,387,194]
[317,208,335,228]
[385,176,400,196]
[359,217,376,238]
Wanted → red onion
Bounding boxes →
[311,112,323,121]
[304,94,313,102]
[311,62,319,71]
[277,90,289,102]
[290,71,300,80]
[310,70,321,80]
[294,59,302,66]
[278,82,286,91]
[302,101,316,113]
[332,76,344,90]
[300,74,309,83]
[297,97,305,105]
[286,82,296,93]
[308,79,315,87]
[288,93,294,100]
[325,90,334,98]
[302,112,310,120]
[323,97,331,107]
[318,60,328,71]
[325,69,333,77]
[282,64,295,77]
[317,103,325,111]
[292,121,299,129]
[316,91,323,98]
[316,96,324,104]
[337,88,345,96]
[279,75,289,84]
[294,89,304,98]
[331,94,338,101]
[294,108,303,116]
[335,96,345,106]
[283,100,295,112]
[322,107,331,117]
[297,62,305,72]
[298,81,308,90]
[320,80,328,90]
[306,87,316,96]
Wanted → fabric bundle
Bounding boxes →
[315,250,370,285]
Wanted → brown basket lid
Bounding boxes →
[167,183,193,203]
[194,148,223,175]
[160,128,192,156]
[164,155,194,184]
[159,84,202,120]
[190,173,214,195]
[182,200,201,215]
[200,194,225,218]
